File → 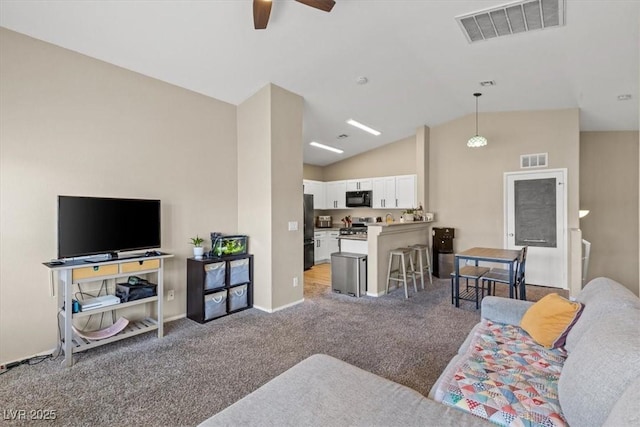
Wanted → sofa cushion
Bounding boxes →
[603,376,640,426]
[433,319,568,426]
[520,293,584,348]
[565,277,640,353]
[558,308,640,427]
[200,354,491,427]
[481,296,534,326]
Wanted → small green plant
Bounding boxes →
[403,208,415,214]
[189,235,205,247]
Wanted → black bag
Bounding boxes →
[116,281,157,302]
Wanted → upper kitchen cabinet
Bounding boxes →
[346,179,373,191]
[395,174,417,209]
[372,175,417,209]
[372,176,396,209]
[325,180,347,209]
[303,179,326,210]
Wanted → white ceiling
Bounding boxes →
[1,0,638,166]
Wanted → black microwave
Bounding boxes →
[346,191,372,208]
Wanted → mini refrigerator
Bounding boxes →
[331,252,367,297]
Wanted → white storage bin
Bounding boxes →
[204,262,226,290]
[229,284,248,311]
[204,290,227,320]
[229,258,250,285]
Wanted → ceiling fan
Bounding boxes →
[253,0,336,30]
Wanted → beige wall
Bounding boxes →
[237,84,304,311]
[323,136,416,181]
[303,164,324,181]
[269,85,304,308]
[580,131,639,296]
[429,109,581,287]
[237,86,273,309]
[416,126,430,211]
[0,29,239,364]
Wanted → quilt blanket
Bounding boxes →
[440,320,568,427]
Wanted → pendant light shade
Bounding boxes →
[468,93,487,148]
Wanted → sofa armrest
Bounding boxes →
[481,296,534,325]
[200,354,490,427]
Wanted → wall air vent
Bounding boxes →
[456,0,565,43]
[520,152,548,169]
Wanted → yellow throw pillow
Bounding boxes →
[520,293,584,349]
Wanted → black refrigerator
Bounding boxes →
[303,194,314,270]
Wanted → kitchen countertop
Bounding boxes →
[367,220,432,227]
[337,235,367,241]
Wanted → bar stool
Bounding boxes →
[409,244,433,289]
[386,248,417,299]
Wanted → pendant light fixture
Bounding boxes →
[467,92,488,148]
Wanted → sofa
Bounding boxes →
[200,277,639,426]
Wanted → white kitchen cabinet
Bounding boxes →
[340,238,368,255]
[325,180,347,209]
[326,231,340,258]
[346,179,372,191]
[314,231,328,264]
[303,179,326,210]
[395,174,417,209]
[372,176,397,209]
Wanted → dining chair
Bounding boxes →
[482,246,527,299]
[450,261,490,309]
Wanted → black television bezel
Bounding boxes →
[57,195,161,259]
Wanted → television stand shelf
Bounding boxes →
[44,253,173,367]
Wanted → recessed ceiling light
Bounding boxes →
[346,119,381,136]
[618,94,632,101]
[356,76,368,85]
[310,142,343,154]
[480,80,496,86]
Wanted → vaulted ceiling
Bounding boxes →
[1,0,638,165]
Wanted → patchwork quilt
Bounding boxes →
[437,320,568,427]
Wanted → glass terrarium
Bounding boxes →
[210,233,248,257]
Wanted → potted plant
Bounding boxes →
[190,235,205,258]
[402,209,415,222]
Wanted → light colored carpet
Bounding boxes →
[0,277,561,426]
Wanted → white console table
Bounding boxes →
[44,253,173,367]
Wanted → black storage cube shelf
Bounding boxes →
[187,254,253,323]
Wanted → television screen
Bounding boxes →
[58,196,161,259]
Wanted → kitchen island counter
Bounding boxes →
[337,235,367,241]
[366,222,431,296]
[368,220,433,227]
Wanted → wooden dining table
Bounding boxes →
[453,247,524,307]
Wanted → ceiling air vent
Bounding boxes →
[456,0,565,43]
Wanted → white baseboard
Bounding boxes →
[366,291,385,297]
[254,298,304,313]
[164,313,186,323]
[1,348,57,368]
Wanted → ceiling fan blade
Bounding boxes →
[253,0,272,30]
[295,0,336,13]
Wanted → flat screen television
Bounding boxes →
[58,196,161,259]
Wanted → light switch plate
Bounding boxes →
[288,221,298,231]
